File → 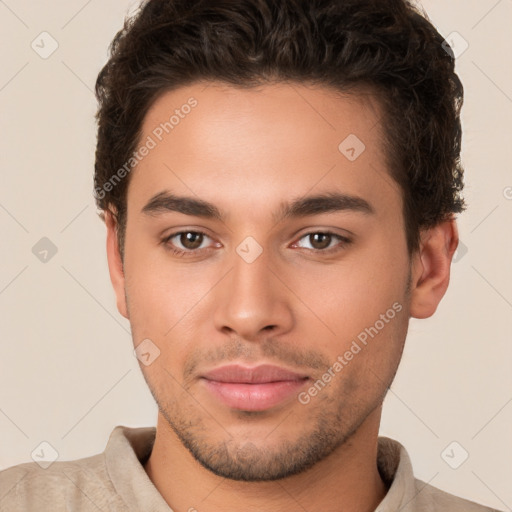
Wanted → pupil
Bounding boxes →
[182,232,202,249]
[312,233,330,249]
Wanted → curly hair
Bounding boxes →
[94,0,465,261]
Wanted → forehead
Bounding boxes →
[127,80,400,221]
[142,81,384,145]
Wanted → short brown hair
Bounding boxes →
[94,0,465,261]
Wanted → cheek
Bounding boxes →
[290,250,408,343]
[123,243,221,343]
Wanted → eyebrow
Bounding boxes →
[141,190,375,223]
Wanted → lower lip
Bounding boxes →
[202,379,308,411]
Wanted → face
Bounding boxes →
[112,81,415,481]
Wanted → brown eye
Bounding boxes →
[179,231,204,250]
[163,231,213,255]
[308,233,332,250]
[295,231,352,253]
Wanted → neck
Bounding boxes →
[144,407,388,512]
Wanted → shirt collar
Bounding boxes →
[375,436,422,511]
[105,425,171,511]
[105,426,419,512]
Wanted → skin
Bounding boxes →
[105,81,458,512]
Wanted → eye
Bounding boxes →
[162,230,216,256]
[161,230,352,258]
[294,231,352,253]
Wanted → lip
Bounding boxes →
[202,364,309,383]
[201,364,309,411]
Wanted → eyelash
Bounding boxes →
[161,230,352,258]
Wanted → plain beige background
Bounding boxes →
[0,0,511,509]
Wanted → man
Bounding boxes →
[0,0,502,510]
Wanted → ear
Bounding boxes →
[105,209,129,319]
[409,218,459,319]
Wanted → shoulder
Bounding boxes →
[411,478,502,512]
[0,453,125,512]
[376,436,502,512]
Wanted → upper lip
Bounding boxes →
[201,364,309,384]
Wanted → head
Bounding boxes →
[95,0,463,481]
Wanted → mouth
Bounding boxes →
[200,364,310,412]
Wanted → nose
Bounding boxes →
[213,246,295,342]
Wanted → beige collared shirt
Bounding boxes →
[0,426,501,511]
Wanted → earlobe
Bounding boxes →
[105,210,129,319]
[409,218,459,319]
